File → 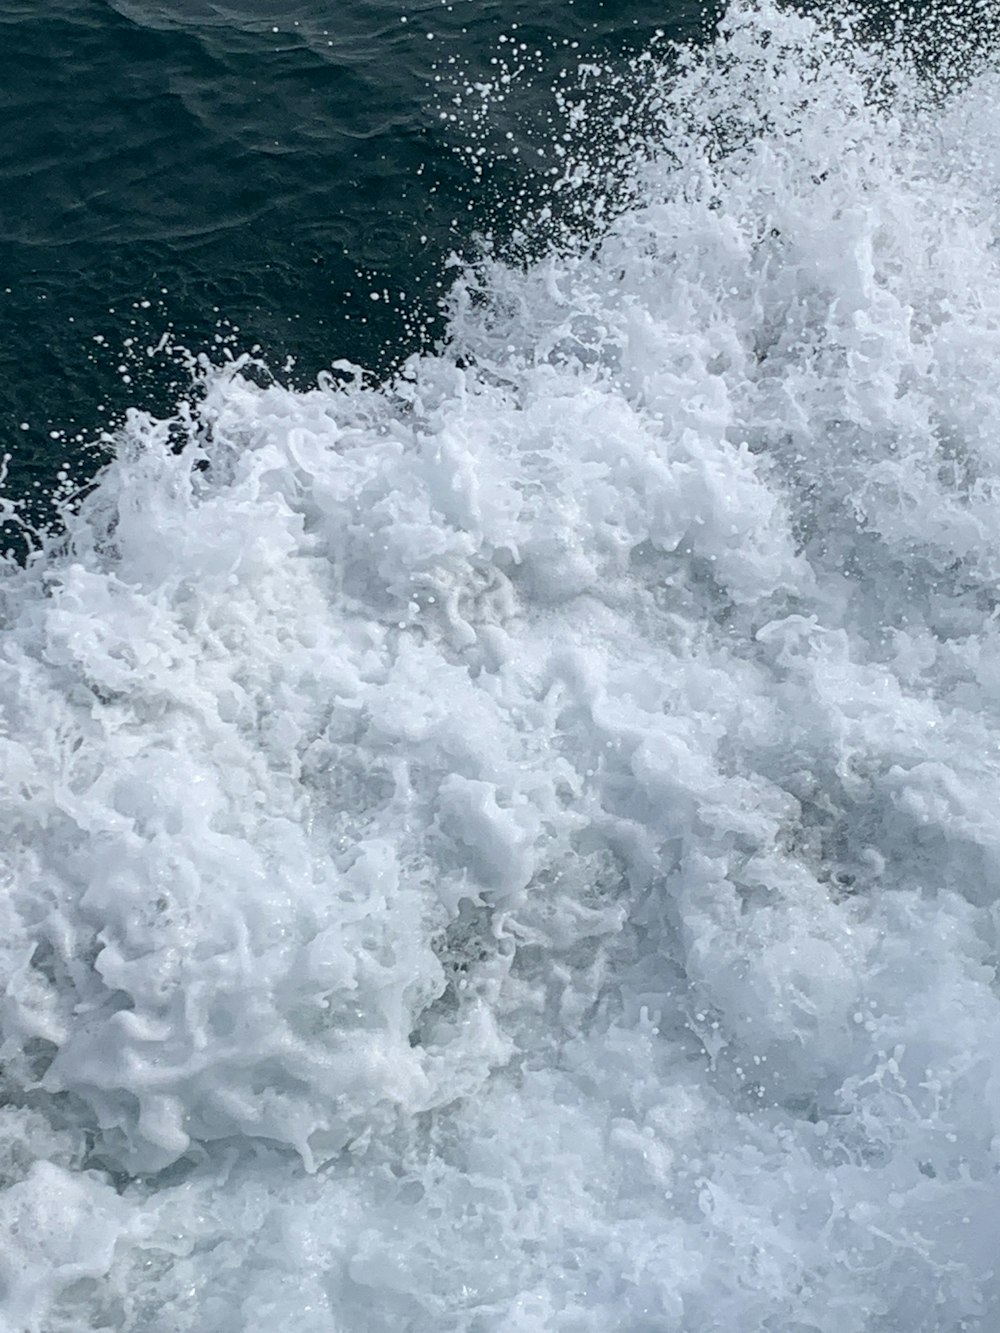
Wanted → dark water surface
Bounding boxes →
[0,0,706,511]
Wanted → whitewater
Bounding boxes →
[3,3,1000,1328]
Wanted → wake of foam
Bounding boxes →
[3,3,1000,1328]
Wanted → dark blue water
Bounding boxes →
[0,0,707,517]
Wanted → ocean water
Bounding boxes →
[0,0,697,515]
[4,0,1000,1329]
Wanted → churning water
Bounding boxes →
[3,2,1000,1328]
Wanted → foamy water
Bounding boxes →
[3,4,1000,1328]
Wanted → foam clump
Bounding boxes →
[3,2,1000,1327]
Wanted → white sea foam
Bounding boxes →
[3,3,1000,1328]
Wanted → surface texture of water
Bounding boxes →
[0,0,703,507]
[4,1,1000,1329]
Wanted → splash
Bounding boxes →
[3,3,1000,1328]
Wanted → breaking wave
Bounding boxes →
[3,4,1000,1328]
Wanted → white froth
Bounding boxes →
[3,4,1000,1328]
